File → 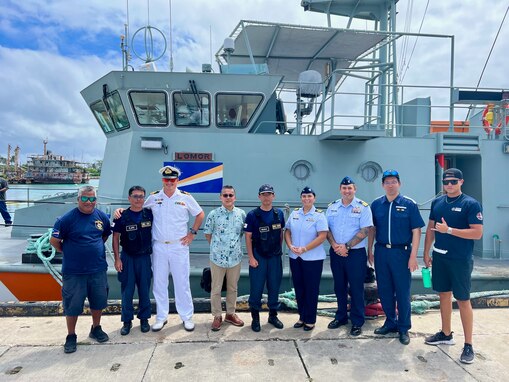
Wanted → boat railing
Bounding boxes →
[274,77,508,138]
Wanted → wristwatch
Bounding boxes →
[446,227,453,235]
[189,228,198,235]
[345,244,351,250]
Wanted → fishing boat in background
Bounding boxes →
[1,0,508,303]
[23,139,90,184]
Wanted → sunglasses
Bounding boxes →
[222,193,235,198]
[79,196,97,203]
[130,194,145,200]
[382,169,399,177]
[442,179,459,185]
[162,178,178,183]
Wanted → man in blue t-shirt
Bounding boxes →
[112,186,153,336]
[50,185,112,354]
[244,184,285,332]
[423,168,483,365]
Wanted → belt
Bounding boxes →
[156,240,179,244]
[432,245,448,254]
[377,243,411,250]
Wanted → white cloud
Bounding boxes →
[0,0,508,163]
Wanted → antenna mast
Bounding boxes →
[169,0,174,72]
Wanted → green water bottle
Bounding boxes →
[422,267,432,288]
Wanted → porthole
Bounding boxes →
[357,161,382,182]
[291,160,313,180]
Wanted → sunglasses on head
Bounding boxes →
[162,178,178,183]
[80,196,97,203]
[382,169,399,177]
[442,179,459,185]
[130,194,145,200]
[222,193,235,198]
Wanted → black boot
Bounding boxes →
[268,310,284,329]
[120,321,132,336]
[251,309,261,332]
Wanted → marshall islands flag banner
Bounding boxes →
[164,162,223,193]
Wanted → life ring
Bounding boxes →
[482,104,494,135]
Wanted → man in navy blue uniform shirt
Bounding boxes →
[368,169,424,345]
[50,186,112,354]
[245,184,285,332]
[423,168,483,364]
[326,176,373,336]
[112,186,153,335]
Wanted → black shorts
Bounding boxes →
[431,252,473,301]
[62,271,109,316]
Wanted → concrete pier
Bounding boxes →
[0,309,507,381]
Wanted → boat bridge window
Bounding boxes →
[104,91,130,131]
[129,91,169,126]
[173,92,210,127]
[216,93,263,128]
[90,100,115,134]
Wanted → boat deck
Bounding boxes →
[1,225,509,302]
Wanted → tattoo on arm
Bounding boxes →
[347,227,370,247]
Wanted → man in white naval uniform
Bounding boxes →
[145,166,205,332]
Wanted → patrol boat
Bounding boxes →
[2,0,509,302]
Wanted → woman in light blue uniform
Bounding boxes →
[284,187,328,331]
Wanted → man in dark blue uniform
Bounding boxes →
[423,168,483,364]
[326,176,373,336]
[112,186,153,335]
[368,169,425,345]
[245,184,285,332]
[50,185,112,354]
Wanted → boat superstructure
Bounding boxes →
[2,0,509,302]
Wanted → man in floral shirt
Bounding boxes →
[204,185,246,331]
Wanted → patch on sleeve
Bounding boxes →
[476,212,483,221]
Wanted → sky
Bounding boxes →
[0,0,508,164]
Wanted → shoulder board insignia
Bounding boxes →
[294,208,299,211]
[180,190,190,195]
[328,199,340,207]
[359,200,369,207]
[316,209,323,213]
[150,190,158,195]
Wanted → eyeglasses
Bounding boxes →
[130,194,145,200]
[162,178,178,183]
[442,179,459,185]
[79,196,97,203]
[382,169,399,177]
[222,193,235,198]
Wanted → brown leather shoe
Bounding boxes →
[224,313,244,327]
[211,316,222,331]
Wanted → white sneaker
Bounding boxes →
[183,320,195,332]
[151,320,167,332]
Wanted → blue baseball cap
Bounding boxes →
[258,184,274,194]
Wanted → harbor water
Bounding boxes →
[5,179,100,218]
